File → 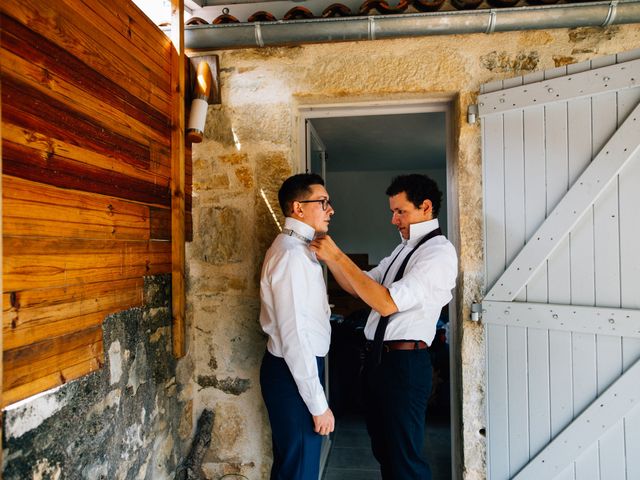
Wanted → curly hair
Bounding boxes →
[385,174,442,217]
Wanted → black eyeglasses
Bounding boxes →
[298,198,332,211]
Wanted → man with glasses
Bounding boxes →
[310,174,457,480]
[259,173,336,479]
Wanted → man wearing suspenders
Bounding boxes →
[310,174,458,479]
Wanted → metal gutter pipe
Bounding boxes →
[182,0,640,51]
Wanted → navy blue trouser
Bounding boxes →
[260,350,325,480]
[363,348,432,480]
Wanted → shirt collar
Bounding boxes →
[402,218,440,247]
[283,217,316,243]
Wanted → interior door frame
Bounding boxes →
[306,120,328,179]
[296,96,462,480]
[304,120,332,478]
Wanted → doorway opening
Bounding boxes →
[298,100,460,480]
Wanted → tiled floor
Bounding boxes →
[322,412,451,480]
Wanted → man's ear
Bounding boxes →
[291,201,303,218]
[421,199,433,218]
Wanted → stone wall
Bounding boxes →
[2,275,190,480]
[187,26,640,479]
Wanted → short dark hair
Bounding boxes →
[278,173,325,216]
[386,174,442,217]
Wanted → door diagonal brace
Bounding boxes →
[513,357,640,479]
[486,100,640,302]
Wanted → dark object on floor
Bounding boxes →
[427,327,450,417]
[329,308,370,415]
[175,409,215,480]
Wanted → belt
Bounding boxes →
[365,340,428,352]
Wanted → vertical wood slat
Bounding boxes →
[564,60,598,480]
[507,326,529,476]
[590,54,628,480]
[616,75,640,377]
[522,71,547,305]
[503,76,526,300]
[521,71,553,464]
[548,330,573,438]
[526,328,550,460]
[486,324,509,479]
[170,0,186,358]
[590,58,623,399]
[483,113,505,290]
[482,77,510,479]
[501,75,530,478]
[543,65,569,304]
[541,67,575,450]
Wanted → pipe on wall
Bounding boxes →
[182,1,640,50]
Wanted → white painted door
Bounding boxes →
[479,49,640,479]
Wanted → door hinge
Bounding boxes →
[467,104,479,125]
[470,302,482,322]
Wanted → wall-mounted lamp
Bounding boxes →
[186,56,220,143]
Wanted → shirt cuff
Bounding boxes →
[306,393,329,416]
[388,281,418,313]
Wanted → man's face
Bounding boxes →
[296,184,334,234]
[389,191,432,240]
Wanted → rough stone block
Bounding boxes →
[198,206,244,264]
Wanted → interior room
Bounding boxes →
[306,112,453,479]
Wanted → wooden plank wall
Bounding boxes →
[1,0,192,407]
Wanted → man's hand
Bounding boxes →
[312,234,399,316]
[312,408,335,436]
[309,235,342,263]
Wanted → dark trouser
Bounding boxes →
[260,350,325,480]
[363,348,432,480]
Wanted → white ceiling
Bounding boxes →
[310,112,446,172]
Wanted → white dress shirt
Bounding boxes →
[364,218,457,345]
[259,217,331,416]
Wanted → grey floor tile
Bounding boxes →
[424,418,452,479]
[323,468,382,480]
[326,446,379,469]
[332,429,372,448]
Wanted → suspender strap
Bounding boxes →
[370,228,443,366]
